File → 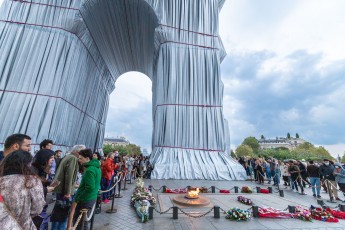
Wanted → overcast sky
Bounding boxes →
[106,0,345,157]
[1,0,344,156]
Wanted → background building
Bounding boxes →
[257,137,305,150]
[103,137,130,147]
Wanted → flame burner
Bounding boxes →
[172,188,210,207]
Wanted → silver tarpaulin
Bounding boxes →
[0,0,246,180]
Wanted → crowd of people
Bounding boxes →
[0,133,151,230]
[237,155,345,200]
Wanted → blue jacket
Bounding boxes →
[334,163,345,184]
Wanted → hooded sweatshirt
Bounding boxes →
[334,162,345,184]
[74,159,101,203]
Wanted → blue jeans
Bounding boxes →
[310,177,321,196]
[265,169,271,183]
[51,221,67,230]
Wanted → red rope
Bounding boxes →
[159,24,218,38]
[155,145,223,152]
[0,89,103,125]
[157,103,222,108]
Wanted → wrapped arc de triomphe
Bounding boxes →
[0,0,246,180]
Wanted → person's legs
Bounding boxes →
[266,169,271,183]
[330,180,339,199]
[315,178,321,196]
[310,177,316,195]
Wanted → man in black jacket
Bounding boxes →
[320,159,341,201]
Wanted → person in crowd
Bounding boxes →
[93,152,102,163]
[256,159,265,184]
[53,150,63,172]
[307,160,321,198]
[334,162,345,200]
[39,139,54,150]
[50,145,85,230]
[0,134,31,162]
[252,158,258,181]
[31,149,56,229]
[288,160,306,195]
[67,149,101,230]
[0,150,45,229]
[297,160,311,187]
[281,161,290,188]
[101,152,118,203]
[126,154,134,181]
[263,158,271,184]
[320,159,341,201]
[270,158,280,186]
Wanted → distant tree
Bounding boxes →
[230,149,237,158]
[296,133,299,138]
[242,137,260,153]
[236,144,254,157]
[103,144,115,155]
[260,135,265,140]
[287,132,291,139]
[341,154,345,163]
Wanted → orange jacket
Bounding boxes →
[101,158,118,180]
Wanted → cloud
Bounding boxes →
[105,72,153,151]
[221,49,345,148]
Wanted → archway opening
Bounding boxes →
[105,71,152,155]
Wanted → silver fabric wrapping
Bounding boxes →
[0,0,246,180]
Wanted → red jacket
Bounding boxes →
[101,158,118,180]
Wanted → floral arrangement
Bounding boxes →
[309,206,338,222]
[237,196,253,205]
[241,186,253,193]
[259,188,269,194]
[225,207,251,221]
[165,188,188,194]
[294,206,312,222]
[259,207,292,219]
[131,178,156,222]
[325,207,345,219]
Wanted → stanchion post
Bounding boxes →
[123,173,127,190]
[256,187,260,193]
[128,170,132,184]
[214,206,220,219]
[149,206,154,220]
[163,185,167,193]
[252,206,259,218]
[339,204,345,212]
[90,208,95,230]
[288,205,295,213]
[187,185,191,190]
[211,186,215,193]
[234,186,239,193]
[173,207,178,219]
[268,187,272,193]
[106,179,117,213]
[279,190,284,197]
[149,185,153,192]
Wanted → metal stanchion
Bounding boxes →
[90,208,95,230]
[123,173,127,190]
[288,205,295,213]
[279,190,284,197]
[256,187,261,193]
[234,186,239,193]
[268,187,272,193]
[106,179,117,213]
[252,206,259,218]
[339,204,345,212]
[149,206,154,220]
[173,207,178,219]
[163,185,167,193]
[211,186,215,193]
[214,206,220,219]
[149,185,153,192]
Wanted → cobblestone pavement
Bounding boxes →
[90,179,345,230]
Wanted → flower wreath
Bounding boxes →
[241,186,253,193]
[225,207,251,221]
[237,196,253,205]
[294,206,312,222]
[309,206,338,222]
[258,207,292,218]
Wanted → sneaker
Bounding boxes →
[317,195,321,199]
[336,197,342,201]
[102,199,110,203]
[313,194,316,197]
[300,192,307,195]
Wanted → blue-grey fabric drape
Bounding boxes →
[0,0,246,180]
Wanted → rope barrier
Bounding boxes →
[98,172,121,194]
[70,209,88,230]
